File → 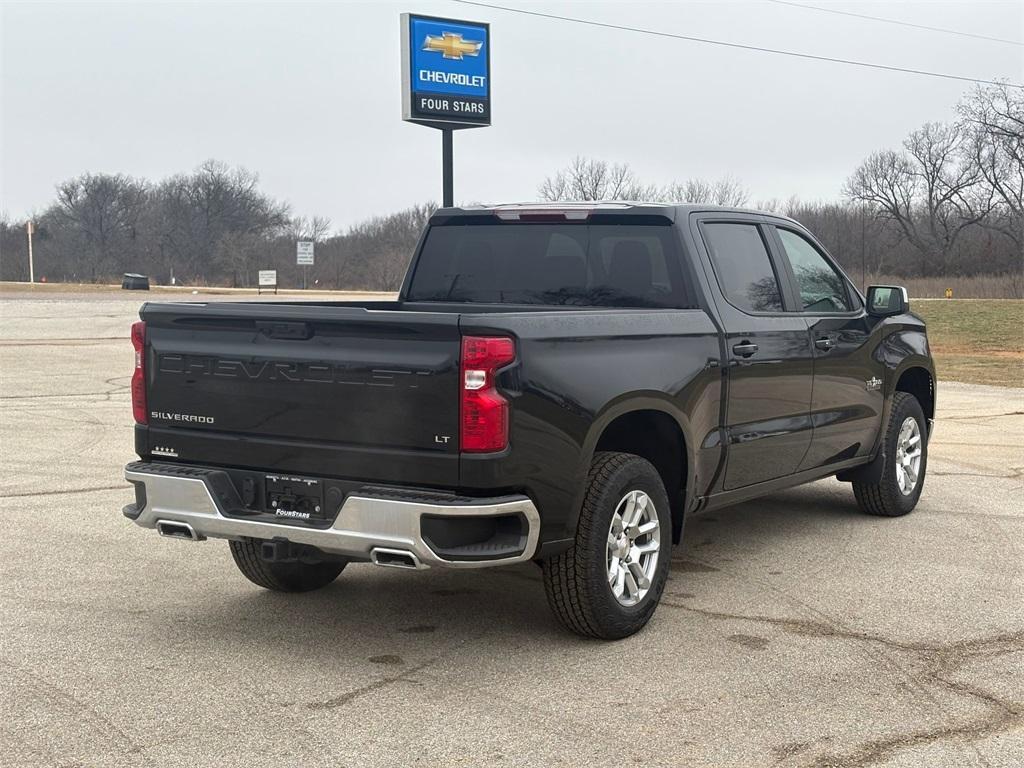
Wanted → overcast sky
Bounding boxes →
[2,1,1021,231]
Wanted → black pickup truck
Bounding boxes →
[123,203,935,639]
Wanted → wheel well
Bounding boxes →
[895,367,935,421]
[595,410,687,543]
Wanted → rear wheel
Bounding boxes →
[229,538,346,592]
[853,392,928,517]
[542,452,671,640]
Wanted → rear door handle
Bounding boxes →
[815,337,836,351]
[732,342,758,358]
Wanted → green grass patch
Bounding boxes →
[911,300,1024,387]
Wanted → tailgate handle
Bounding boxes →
[257,321,312,340]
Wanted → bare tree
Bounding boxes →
[845,122,989,274]
[49,173,149,279]
[959,83,1024,247]
[151,160,290,284]
[664,176,749,206]
[287,215,333,243]
[539,157,751,207]
[338,203,437,290]
[539,157,658,201]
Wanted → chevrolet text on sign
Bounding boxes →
[401,13,491,128]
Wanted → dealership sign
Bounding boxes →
[401,13,490,128]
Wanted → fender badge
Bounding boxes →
[865,377,882,391]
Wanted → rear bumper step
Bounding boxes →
[123,462,539,568]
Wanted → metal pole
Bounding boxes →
[860,206,867,291]
[441,128,453,207]
[26,221,35,283]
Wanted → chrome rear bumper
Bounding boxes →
[124,464,539,568]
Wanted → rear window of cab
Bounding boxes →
[406,222,691,308]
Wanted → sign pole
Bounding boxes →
[442,128,454,207]
[26,221,35,283]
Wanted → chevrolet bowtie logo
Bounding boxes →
[423,32,482,60]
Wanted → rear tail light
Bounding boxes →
[131,321,147,425]
[460,336,516,453]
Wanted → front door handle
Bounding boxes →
[732,342,759,358]
[815,337,836,351]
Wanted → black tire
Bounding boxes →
[542,452,672,640]
[854,392,928,517]
[229,538,346,592]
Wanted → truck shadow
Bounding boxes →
[139,480,874,655]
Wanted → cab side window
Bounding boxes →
[776,229,852,312]
[702,223,784,313]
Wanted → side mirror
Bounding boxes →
[866,285,909,317]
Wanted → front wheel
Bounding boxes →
[542,452,672,640]
[853,391,928,517]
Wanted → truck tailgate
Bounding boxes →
[140,302,461,484]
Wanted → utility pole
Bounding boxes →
[26,221,35,283]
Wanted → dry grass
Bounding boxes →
[867,273,1024,299]
[912,300,1024,387]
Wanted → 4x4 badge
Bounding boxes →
[865,377,882,391]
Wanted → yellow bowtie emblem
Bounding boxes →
[423,32,482,60]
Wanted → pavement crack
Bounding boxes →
[663,604,1024,766]
[0,387,128,401]
[5,485,127,499]
[929,469,1018,479]
[661,603,939,652]
[306,658,436,711]
[5,660,149,763]
[942,411,1024,422]
[0,337,125,346]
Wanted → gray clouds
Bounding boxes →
[2,1,1021,229]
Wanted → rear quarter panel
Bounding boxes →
[459,309,723,544]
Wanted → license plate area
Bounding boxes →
[265,474,326,522]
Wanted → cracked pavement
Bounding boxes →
[1,293,1022,767]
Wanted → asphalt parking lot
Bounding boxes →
[2,291,1022,768]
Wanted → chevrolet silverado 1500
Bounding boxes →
[123,203,935,638]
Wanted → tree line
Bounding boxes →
[0,160,433,291]
[537,84,1022,282]
[1,84,1020,291]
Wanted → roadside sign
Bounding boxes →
[296,241,315,266]
[258,269,277,295]
[401,13,490,129]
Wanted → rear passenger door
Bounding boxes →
[767,224,883,469]
[694,215,815,490]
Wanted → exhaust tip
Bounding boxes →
[156,520,202,541]
[370,548,420,569]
